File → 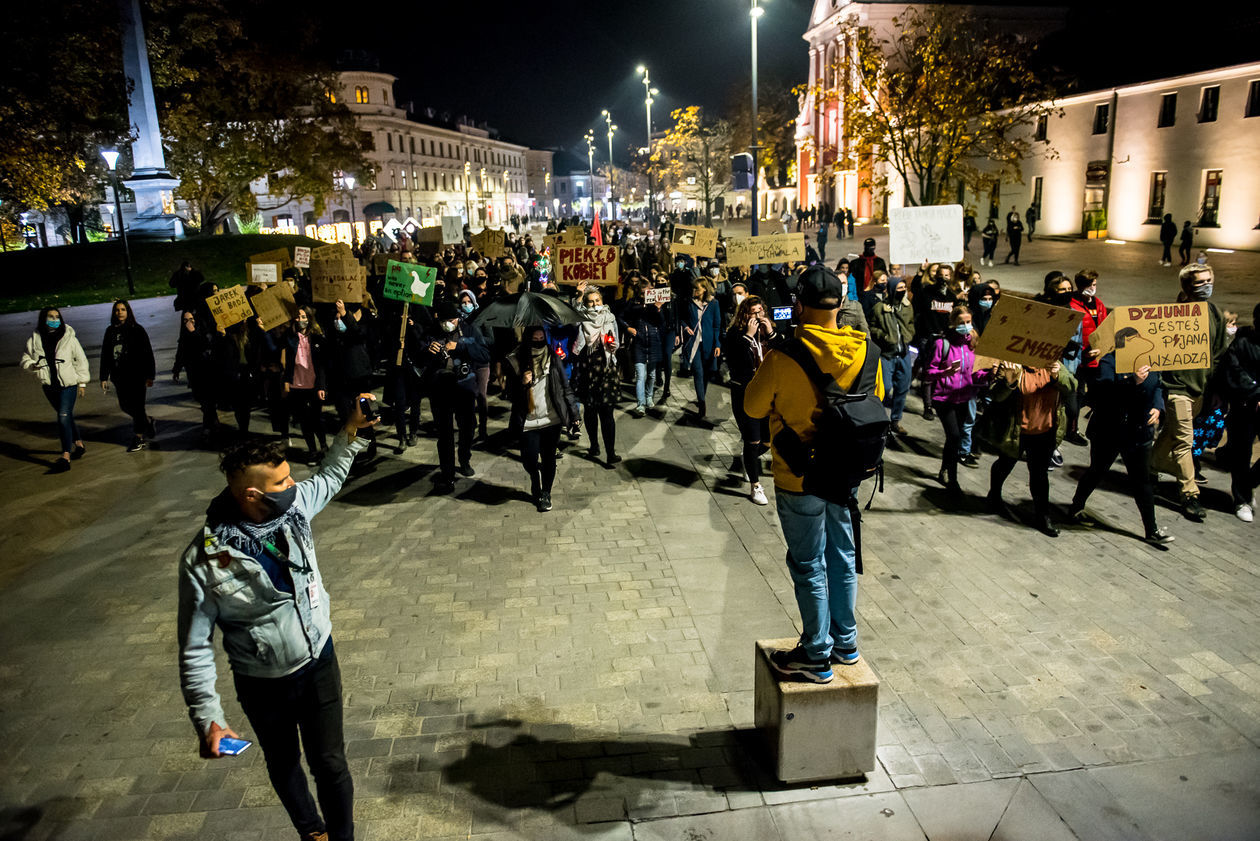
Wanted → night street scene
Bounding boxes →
[3,1,1260,839]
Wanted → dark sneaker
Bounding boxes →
[457,462,475,477]
[1181,493,1206,522]
[48,457,71,474]
[959,453,980,468]
[127,437,147,453]
[588,447,602,460]
[1144,527,1176,546]
[1065,431,1088,446]
[769,646,834,684]
[830,648,860,666]
[923,406,935,421]
[1036,515,1060,538]
[70,444,86,460]
[1050,449,1065,468]
[606,454,622,467]
[433,479,455,495]
[536,492,552,513]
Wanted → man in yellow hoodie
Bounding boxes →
[745,266,883,683]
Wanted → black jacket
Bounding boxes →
[506,348,578,433]
[723,324,783,387]
[281,330,328,392]
[1218,326,1260,407]
[1085,352,1165,446]
[100,323,156,383]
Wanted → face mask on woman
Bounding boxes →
[1191,283,1213,300]
[1226,324,1238,338]
[588,304,605,313]
[440,320,458,333]
[978,299,994,310]
[733,293,746,306]
[955,323,973,335]
[296,318,309,331]
[45,318,62,330]
[529,338,547,349]
[709,267,720,277]
[460,302,475,315]
[676,261,685,271]
[1079,286,1097,299]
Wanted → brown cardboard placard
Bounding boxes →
[311,242,352,260]
[248,247,294,271]
[310,257,366,303]
[1111,303,1211,373]
[973,294,1084,369]
[472,228,508,259]
[553,245,619,285]
[724,233,807,266]
[670,225,718,258]
[252,282,299,331]
[207,285,254,330]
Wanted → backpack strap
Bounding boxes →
[779,337,879,398]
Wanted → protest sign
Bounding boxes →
[247,261,281,285]
[293,246,311,268]
[561,227,587,246]
[248,247,293,271]
[207,285,253,330]
[670,225,718,258]
[371,253,392,276]
[311,242,351,260]
[251,282,299,331]
[383,260,437,306]
[310,257,366,303]
[1086,314,1116,359]
[441,215,464,244]
[1111,303,1211,373]
[553,245,619,284]
[888,204,963,265]
[644,286,673,305]
[472,227,508,258]
[974,294,1084,369]
[724,232,806,266]
[416,226,443,255]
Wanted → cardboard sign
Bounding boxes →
[441,215,464,244]
[311,242,351,260]
[310,257,366,303]
[725,233,807,266]
[1111,303,1211,373]
[247,262,281,285]
[670,225,718,258]
[383,260,437,306]
[644,286,672,305]
[553,245,619,284]
[1086,314,1116,358]
[888,204,963,265]
[561,227,587,246]
[293,246,311,268]
[248,247,294,271]
[372,253,392,276]
[472,228,508,259]
[416,226,443,255]
[207,285,254,330]
[251,282,299,331]
[974,294,1084,369]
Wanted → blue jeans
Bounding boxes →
[634,362,656,408]
[880,354,912,423]
[775,491,858,660]
[960,397,977,454]
[42,384,81,453]
[692,359,708,403]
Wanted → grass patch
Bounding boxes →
[0,233,323,314]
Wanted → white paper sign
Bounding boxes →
[293,246,310,268]
[249,263,279,285]
[888,204,963,265]
[441,215,463,245]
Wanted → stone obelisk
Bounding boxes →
[119,0,182,238]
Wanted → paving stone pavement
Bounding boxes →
[0,284,1258,840]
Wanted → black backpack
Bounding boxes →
[774,338,889,505]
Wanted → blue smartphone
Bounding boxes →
[218,736,252,756]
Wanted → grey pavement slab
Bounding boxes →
[2,259,1259,841]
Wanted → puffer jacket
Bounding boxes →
[925,332,990,404]
[21,325,91,387]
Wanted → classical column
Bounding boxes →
[119,0,182,237]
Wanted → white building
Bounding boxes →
[974,63,1260,250]
[256,70,531,238]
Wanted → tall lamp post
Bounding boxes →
[584,129,596,222]
[463,161,472,227]
[749,0,763,236]
[601,110,618,222]
[636,66,659,228]
[502,169,510,225]
[342,174,358,246]
[100,149,135,295]
[479,167,487,224]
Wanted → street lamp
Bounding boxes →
[463,161,472,227]
[100,149,135,295]
[584,129,596,222]
[602,110,618,222]
[479,167,487,223]
[342,173,358,246]
[637,66,659,228]
[750,0,764,236]
[544,170,551,218]
[502,169,510,226]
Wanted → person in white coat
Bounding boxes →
[20,306,91,472]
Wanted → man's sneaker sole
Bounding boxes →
[831,649,860,665]
[769,651,834,683]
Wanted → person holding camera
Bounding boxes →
[421,300,489,495]
[725,295,782,505]
[507,326,580,512]
[177,395,379,841]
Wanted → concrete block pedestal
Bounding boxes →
[754,637,879,783]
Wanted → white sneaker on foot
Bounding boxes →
[1237,503,1254,523]
[751,484,768,506]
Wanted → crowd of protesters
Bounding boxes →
[19,216,1260,531]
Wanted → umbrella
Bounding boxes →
[474,292,590,329]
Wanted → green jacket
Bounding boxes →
[979,366,1077,458]
[1161,301,1227,399]
[869,300,915,356]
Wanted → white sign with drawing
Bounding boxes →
[441,215,464,244]
[888,204,963,265]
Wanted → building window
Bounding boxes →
[1199,169,1222,227]
[398,135,404,154]
[400,171,406,188]
[1031,176,1043,218]
[1147,172,1167,221]
[1198,86,1220,123]
[412,170,417,185]
[409,137,415,154]
[1092,103,1109,135]
[386,134,393,152]
[359,131,374,151]
[381,89,388,105]
[326,90,336,104]
[1034,115,1047,142]
[1158,93,1177,128]
[390,170,396,189]
[423,172,429,190]
[1246,80,1260,118]
[355,86,369,104]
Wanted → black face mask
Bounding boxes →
[529,339,548,349]
[892,290,906,303]
[1049,291,1073,308]
[261,485,297,519]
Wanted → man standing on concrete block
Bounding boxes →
[177,395,378,841]
[745,266,885,684]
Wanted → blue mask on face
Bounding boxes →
[978,299,993,309]
[955,323,973,334]
[46,319,62,330]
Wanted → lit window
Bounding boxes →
[1147,172,1167,221]
[326,90,337,104]
[355,86,369,104]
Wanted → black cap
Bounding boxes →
[796,265,847,309]
[435,300,460,320]
[863,237,876,248]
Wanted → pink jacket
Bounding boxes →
[926,334,990,404]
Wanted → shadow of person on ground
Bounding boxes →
[620,457,700,488]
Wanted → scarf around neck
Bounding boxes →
[206,487,312,562]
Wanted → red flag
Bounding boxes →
[591,210,603,246]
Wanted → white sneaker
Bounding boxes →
[1236,503,1254,523]
[751,484,768,506]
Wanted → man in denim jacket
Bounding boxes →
[178,394,378,841]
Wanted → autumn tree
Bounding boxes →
[811,5,1061,207]
[652,107,731,227]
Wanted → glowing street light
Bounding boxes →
[602,110,618,221]
[463,161,472,226]
[638,66,659,226]
[341,173,358,246]
[749,0,763,235]
[100,149,134,294]
[584,129,596,222]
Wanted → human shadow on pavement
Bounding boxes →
[0,804,48,841]
[338,462,435,505]
[455,480,534,506]
[620,457,701,488]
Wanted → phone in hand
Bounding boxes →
[217,736,252,756]
[358,397,377,422]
